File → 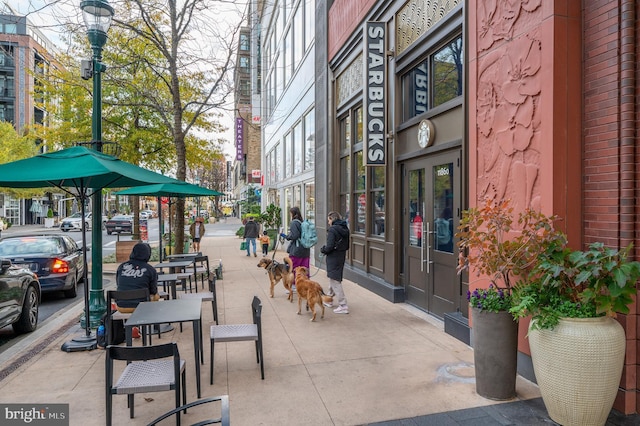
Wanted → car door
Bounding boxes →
[62,236,84,281]
[0,260,24,328]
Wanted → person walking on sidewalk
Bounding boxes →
[281,206,310,292]
[0,218,4,239]
[320,211,350,314]
[243,216,260,257]
[189,217,206,253]
[259,230,270,256]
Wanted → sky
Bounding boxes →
[2,0,241,161]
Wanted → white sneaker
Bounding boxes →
[333,305,349,314]
[323,301,333,308]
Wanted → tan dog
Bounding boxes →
[257,256,294,299]
[293,266,333,321]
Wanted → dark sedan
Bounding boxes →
[105,214,133,235]
[0,259,40,333]
[0,235,84,298]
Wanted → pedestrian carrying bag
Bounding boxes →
[297,219,318,248]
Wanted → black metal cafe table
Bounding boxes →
[155,260,197,292]
[124,299,204,398]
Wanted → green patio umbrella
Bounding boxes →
[0,146,179,351]
[116,182,223,260]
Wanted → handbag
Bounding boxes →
[240,241,247,251]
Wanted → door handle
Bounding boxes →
[425,221,431,274]
[421,219,425,272]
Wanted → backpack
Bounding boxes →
[297,219,318,248]
[97,310,126,347]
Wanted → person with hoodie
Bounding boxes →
[115,242,160,313]
[320,211,351,314]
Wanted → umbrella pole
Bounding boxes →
[158,196,163,261]
[61,186,97,352]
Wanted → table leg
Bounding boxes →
[125,325,132,346]
[193,319,201,398]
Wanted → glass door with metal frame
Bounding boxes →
[403,150,460,318]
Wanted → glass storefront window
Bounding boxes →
[293,121,303,175]
[305,183,315,221]
[341,193,350,226]
[401,33,463,121]
[433,162,454,253]
[275,142,282,182]
[304,109,315,170]
[371,167,385,236]
[284,132,292,178]
[433,36,463,108]
[355,107,363,144]
[340,115,351,150]
[409,169,425,247]
[340,155,351,193]
[355,151,365,191]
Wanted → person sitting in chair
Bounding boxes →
[115,242,160,313]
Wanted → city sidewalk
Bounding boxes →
[0,218,632,425]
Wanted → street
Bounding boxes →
[0,218,161,349]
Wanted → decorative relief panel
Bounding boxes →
[396,0,461,56]
[475,0,542,210]
[336,53,363,107]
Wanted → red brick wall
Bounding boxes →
[583,0,639,414]
[328,0,377,61]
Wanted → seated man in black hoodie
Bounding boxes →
[115,242,160,313]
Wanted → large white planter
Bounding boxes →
[44,217,55,228]
[528,317,625,426]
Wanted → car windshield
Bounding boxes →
[0,238,61,256]
[111,215,131,220]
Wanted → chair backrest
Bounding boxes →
[107,288,151,308]
[146,395,230,426]
[251,296,262,337]
[105,343,181,393]
[208,273,217,294]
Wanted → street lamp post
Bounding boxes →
[81,0,114,328]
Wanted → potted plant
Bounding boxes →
[510,241,640,425]
[44,208,55,228]
[457,199,563,400]
[259,204,282,250]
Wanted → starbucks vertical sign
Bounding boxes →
[364,21,386,166]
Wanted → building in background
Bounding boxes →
[256,0,316,228]
[0,12,61,225]
[232,16,262,217]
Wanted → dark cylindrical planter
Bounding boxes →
[472,308,518,400]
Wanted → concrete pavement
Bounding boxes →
[0,218,635,425]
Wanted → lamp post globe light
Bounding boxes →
[82,0,114,328]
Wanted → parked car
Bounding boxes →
[60,212,108,231]
[105,214,134,235]
[139,211,151,220]
[0,235,83,298]
[0,258,40,333]
[141,209,156,219]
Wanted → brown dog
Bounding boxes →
[293,266,333,321]
[257,256,294,299]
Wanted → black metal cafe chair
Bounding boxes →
[105,342,187,426]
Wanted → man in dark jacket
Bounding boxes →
[115,242,159,312]
[320,211,350,314]
[243,216,260,257]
